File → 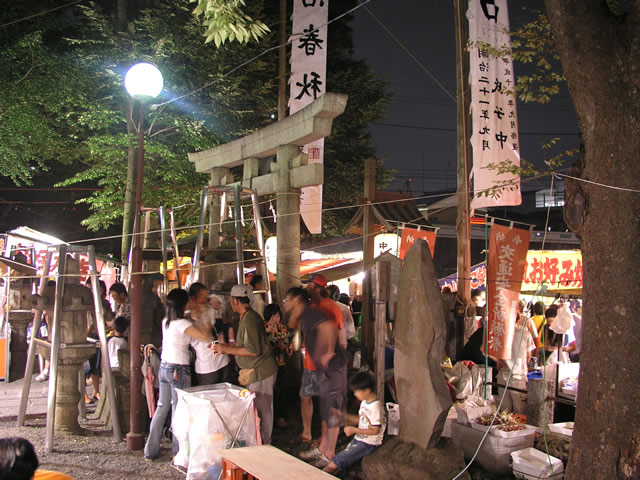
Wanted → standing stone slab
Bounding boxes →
[395,239,452,449]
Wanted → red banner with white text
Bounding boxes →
[399,227,436,259]
[487,224,529,359]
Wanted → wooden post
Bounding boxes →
[454,0,472,316]
[278,0,287,121]
[375,260,389,404]
[361,158,376,367]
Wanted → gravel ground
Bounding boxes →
[0,397,511,480]
[0,396,357,480]
[0,409,183,480]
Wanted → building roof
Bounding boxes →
[344,191,431,234]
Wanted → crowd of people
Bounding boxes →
[41,272,380,476]
[459,290,583,415]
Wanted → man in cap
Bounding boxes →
[213,284,278,444]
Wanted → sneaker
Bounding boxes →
[144,455,155,462]
[299,447,322,461]
[310,454,331,469]
[35,370,49,382]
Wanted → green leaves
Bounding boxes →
[190,0,270,46]
[471,12,565,104]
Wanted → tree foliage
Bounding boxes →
[474,11,565,104]
[1,0,391,241]
[190,0,271,47]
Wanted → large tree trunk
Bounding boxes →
[544,1,640,478]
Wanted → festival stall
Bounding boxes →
[0,227,118,381]
[446,225,580,477]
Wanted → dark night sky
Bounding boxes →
[350,0,580,194]
[0,0,580,245]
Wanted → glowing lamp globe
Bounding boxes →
[124,63,163,100]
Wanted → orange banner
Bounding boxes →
[399,227,436,259]
[487,224,529,359]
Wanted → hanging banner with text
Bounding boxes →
[468,0,521,210]
[399,227,436,259]
[289,0,328,234]
[487,224,529,359]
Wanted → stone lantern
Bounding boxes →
[33,255,96,434]
[0,255,38,382]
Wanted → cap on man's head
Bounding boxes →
[230,284,252,298]
[306,273,327,288]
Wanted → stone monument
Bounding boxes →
[363,239,469,480]
[395,239,452,448]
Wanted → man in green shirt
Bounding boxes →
[213,284,278,444]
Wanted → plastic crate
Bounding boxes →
[452,421,536,474]
[511,447,564,479]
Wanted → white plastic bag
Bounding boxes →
[173,384,259,479]
[552,303,573,334]
[386,402,400,435]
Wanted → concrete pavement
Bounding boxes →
[0,377,48,419]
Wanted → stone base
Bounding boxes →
[362,437,470,480]
[96,371,135,434]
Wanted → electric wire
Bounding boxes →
[362,6,456,103]
[152,0,373,109]
[0,0,84,29]
[4,171,561,249]
[553,172,640,193]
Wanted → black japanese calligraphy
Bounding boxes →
[480,0,499,22]
[295,72,323,100]
[298,24,324,55]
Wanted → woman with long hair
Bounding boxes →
[144,288,213,461]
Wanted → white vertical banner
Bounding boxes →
[468,0,521,210]
[289,0,328,234]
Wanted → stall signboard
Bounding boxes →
[374,233,399,258]
[486,224,529,359]
[521,250,582,292]
[1,227,113,285]
[439,264,487,292]
[439,250,582,294]
[399,227,436,259]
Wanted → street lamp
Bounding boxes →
[124,62,163,451]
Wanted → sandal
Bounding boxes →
[276,418,288,429]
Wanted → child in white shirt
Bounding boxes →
[108,316,129,370]
[323,371,385,474]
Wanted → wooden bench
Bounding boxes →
[220,445,335,480]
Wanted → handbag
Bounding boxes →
[238,368,254,386]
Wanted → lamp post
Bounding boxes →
[124,62,163,451]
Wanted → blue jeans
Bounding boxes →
[144,362,191,459]
[332,438,379,470]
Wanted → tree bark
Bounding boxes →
[116,0,128,33]
[544,1,640,478]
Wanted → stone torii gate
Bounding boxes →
[188,93,347,301]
